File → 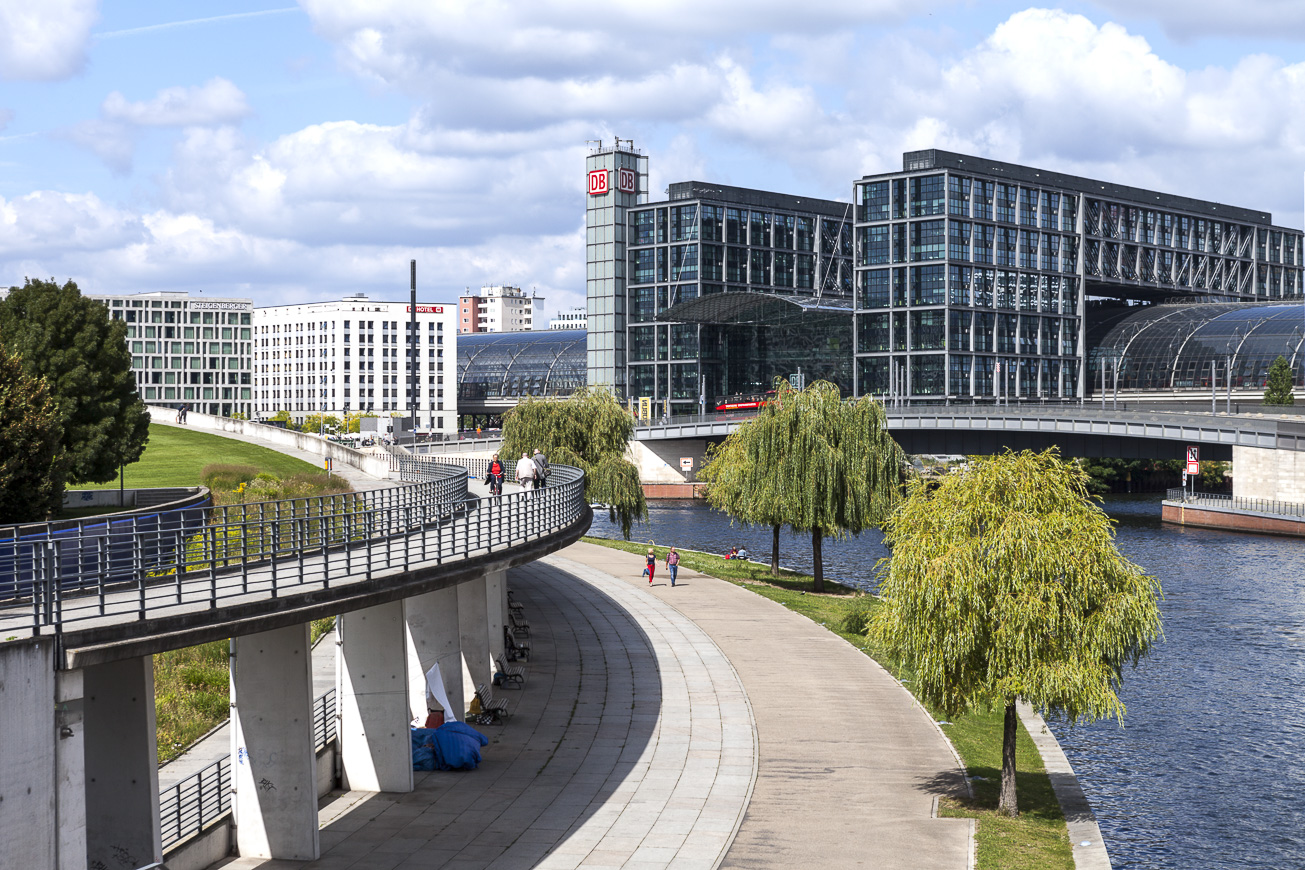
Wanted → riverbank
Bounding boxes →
[582,536,1078,870]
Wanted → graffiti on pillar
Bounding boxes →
[237,746,247,764]
[257,778,277,791]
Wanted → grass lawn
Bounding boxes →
[77,423,325,490]
[583,536,1074,870]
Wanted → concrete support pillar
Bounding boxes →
[338,601,413,793]
[458,574,492,702]
[84,656,161,870]
[1232,445,1305,502]
[485,569,508,668]
[0,639,57,868]
[55,670,86,870]
[404,586,464,723]
[231,623,318,860]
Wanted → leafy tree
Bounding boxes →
[0,345,65,522]
[1264,355,1295,405]
[871,449,1162,816]
[267,410,296,429]
[303,413,342,435]
[501,387,647,537]
[0,279,148,484]
[699,379,904,592]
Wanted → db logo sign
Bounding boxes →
[618,167,636,194]
[588,169,609,196]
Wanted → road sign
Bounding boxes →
[790,372,805,390]
[1182,469,1188,487]
[1186,446,1200,474]
[680,457,693,471]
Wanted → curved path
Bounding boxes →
[220,541,969,870]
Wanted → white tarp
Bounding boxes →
[424,662,458,723]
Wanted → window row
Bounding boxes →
[856,355,1079,398]
[856,268,1080,314]
[856,311,1079,356]
[630,206,851,254]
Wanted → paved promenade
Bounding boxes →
[216,542,969,869]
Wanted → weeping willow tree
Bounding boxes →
[501,387,647,537]
[699,379,904,591]
[870,449,1163,817]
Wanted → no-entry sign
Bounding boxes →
[1186,446,1199,474]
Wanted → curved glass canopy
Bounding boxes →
[457,329,587,402]
[1093,302,1305,390]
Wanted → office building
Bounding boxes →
[94,291,255,417]
[456,285,544,334]
[253,294,457,436]
[550,307,587,330]
[853,149,1305,400]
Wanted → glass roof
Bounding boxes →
[457,329,587,401]
[661,290,853,325]
[1093,303,1305,390]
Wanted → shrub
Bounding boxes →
[202,463,259,492]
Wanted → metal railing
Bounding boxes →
[1164,488,1305,519]
[0,457,586,636]
[159,688,339,851]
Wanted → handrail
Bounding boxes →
[1164,488,1305,519]
[0,457,587,637]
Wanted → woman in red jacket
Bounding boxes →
[486,454,505,496]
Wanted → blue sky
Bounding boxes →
[2,1,1305,315]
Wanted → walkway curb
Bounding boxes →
[1017,701,1112,870]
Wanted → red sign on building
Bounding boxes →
[588,169,609,196]
[406,305,444,313]
[618,167,636,194]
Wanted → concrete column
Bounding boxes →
[458,574,492,702]
[338,601,413,793]
[0,638,57,869]
[485,569,508,668]
[231,623,318,860]
[404,586,463,723]
[55,670,86,870]
[84,656,161,870]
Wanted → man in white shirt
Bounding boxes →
[515,452,536,496]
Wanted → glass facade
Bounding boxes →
[457,329,586,403]
[624,182,854,413]
[1090,302,1305,391]
[853,150,1305,400]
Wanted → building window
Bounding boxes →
[910,175,945,217]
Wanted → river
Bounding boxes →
[587,496,1305,869]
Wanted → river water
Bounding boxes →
[588,497,1305,869]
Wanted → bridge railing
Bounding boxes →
[1165,489,1305,518]
[0,457,586,637]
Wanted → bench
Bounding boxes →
[507,590,524,614]
[504,628,530,661]
[469,683,509,725]
[495,655,526,687]
[509,611,531,639]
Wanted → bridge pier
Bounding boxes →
[458,574,493,703]
[338,602,414,793]
[231,623,319,860]
[486,569,508,666]
[84,656,162,870]
[405,586,465,723]
[0,638,58,868]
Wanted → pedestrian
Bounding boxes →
[486,453,505,496]
[176,405,182,424]
[646,548,656,585]
[531,448,549,489]
[666,547,680,586]
[515,451,536,496]
[181,405,188,424]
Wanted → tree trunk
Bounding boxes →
[770,524,781,575]
[812,529,824,593]
[999,701,1019,816]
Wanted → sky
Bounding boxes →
[2,1,1305,317]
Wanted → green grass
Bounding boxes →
[582,536,1074,870]
[78,423,327,490]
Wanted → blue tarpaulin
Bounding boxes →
[411,722,489,771]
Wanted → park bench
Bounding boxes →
[495,655,526,687]
[509,611,531,639]
[469,683,509,725]
[504,628,530,661]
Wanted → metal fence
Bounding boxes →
[1164,488,1305,518]
[0,456,586,637]
[159,688,339,851]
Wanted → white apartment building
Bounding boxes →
[94,291,255,418]
[457,284,545,334]
[253,294,458,436]
[550,307,587,330]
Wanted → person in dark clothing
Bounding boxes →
[486,454,505,496]
[532,448,549,488]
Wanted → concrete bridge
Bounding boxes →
[0,416,590,869]
[626,403,1305,502]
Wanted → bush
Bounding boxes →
[202,463,259,491]
[840,596,875,635]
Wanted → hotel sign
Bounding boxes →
[406,305,444,313]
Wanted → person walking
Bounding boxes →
[515,451,536,496]
[486,453,505,496]
[646,548,656,585]
[666,547,680,587]
[531,448,549,489]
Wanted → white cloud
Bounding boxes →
[58,119,136,174]
[1093,0,1305,41]
[103,78,251,127]
[0,0,98,81]
[0,190,143,258]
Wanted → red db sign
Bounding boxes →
[618,167,636,194]
[588,169,609,196]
